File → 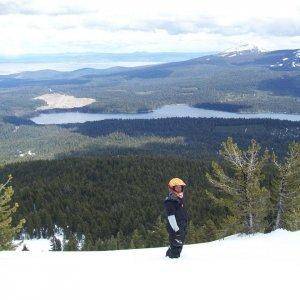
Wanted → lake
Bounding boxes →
[30,104,300,124]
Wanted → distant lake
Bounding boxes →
[0,61,160,75]
[31,104,300,124]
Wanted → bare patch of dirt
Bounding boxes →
[34,93,96,110]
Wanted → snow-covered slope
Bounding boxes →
[13,226,65,251]
[269,49,300,70]
[1,229,299,300]
[14,235,64,251]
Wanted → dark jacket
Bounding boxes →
[164,192,188,234]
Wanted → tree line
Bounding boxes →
[0,138,299,251]
[2,116,299,165]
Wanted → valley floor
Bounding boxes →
[1,229,299,300]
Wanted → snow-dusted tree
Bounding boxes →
[0,174,26,250]
[50,236,62,251]
[206,137,269,234]
[271,142,300,231]
[22,244,29,251]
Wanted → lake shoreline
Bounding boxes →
[29,103,300,125]
[24,102,300,120]
[23,105,154,119]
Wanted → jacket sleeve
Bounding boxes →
[164,201,179,232]
[168,215,179,232]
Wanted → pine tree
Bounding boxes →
[206,137,269,234]
[0,174,26,250]
[130,229,144,249]
[105,236,118,250]
[64,234,78,251]
[271,142,300,231]
[81,236,95,251]
[198,220,219,242]
[147,216,169,247]
[217,215,242,238]
[153,216,169,246]
[94,238,106,251]
[186,221,203,244]
[116,231,127,250]
[22,244,29,251]
[50,236,62,251]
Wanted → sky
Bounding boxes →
[0,0,300,56]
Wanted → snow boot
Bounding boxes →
[166,247,181,258]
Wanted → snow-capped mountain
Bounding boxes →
[189,44,300,70]
[218,43,267,57]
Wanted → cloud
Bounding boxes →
[0,1,32,15]
[84,16,219,35]
[206,18,300,37]
[82,16,300,37]
[0,0,299,55]
[251,18,300,37]
[0,0,93,15]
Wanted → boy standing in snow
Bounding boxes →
[164,178,188,258]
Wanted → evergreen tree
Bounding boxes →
[216,215,242,238]
[186,221,203,244]
[186,220,220,243]
[50,236,62,251]
[81,236,95,251]
[105,236,118,250]
[270,142,300,230]
[146,216,169,248]
[130,229,145,249]
[64,234,78,251]
[94,238,106,251]
[116,231,127,250]
[22,244,29,251]
[198,220,219,242]
[206,137,269,234]
[0,174,25,250]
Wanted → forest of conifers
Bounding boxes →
[1,115,299,250]
[1,142,298,250]
[1,117,299,164]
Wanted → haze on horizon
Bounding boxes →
[0,0,299,56]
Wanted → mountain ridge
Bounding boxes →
[3,45,299,81]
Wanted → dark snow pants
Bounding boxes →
[166,223,187,258]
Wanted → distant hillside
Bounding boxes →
[1,116,299,164]
[0,51,211,64]
[0,45,300,118]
